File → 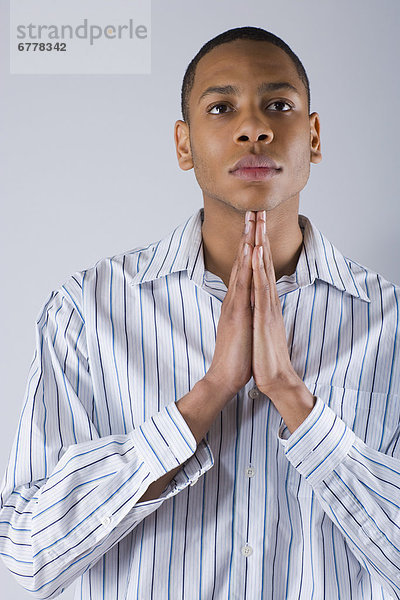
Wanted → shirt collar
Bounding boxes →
[130,208,370,303]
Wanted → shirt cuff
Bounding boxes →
[129,401,198,481]
[111,439,214,533]
[134,438,214,513]
[171,437,214,490]
[277,396,355,487]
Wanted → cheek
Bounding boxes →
[191,136,222,174]
[190,140,219,189]
[191,123,227,158]
[285,130,312,168]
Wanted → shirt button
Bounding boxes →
[101,516,111,527]
[241,544,253,557]
[246,466,256,478]
[248,387,260,399]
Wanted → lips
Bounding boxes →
[229,154,281,181]
[230,154,280,171]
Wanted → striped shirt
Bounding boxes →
[1,207,400,600]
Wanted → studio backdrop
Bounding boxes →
[1,0,399,597]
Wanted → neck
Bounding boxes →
[201,196,304,288]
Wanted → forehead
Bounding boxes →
[192,39,302,98]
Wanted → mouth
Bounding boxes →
[230,167,281,181]
[229,153,281,181]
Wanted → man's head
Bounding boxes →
[174,26,321,216]
[181,27,311,127]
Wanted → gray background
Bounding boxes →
[1,0,399,597]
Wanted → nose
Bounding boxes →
[234,113,274,145]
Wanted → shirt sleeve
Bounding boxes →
[0,279,214,599]
[278,395,400,598]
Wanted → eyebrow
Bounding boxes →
[198,81,301,104]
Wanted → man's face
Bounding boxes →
[176,39,321,214]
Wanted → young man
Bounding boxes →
[1,26,400,599]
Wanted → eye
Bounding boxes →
[208,103,232,115]
[267,100,292,111]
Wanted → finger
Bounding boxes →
[228,253,240,288]
[255,211,278,306]
[243,210,256,247]
[252,244,270,312]
[259,215,279,306]
[233,211,256,277]
[227,211,255,290]
[235,217,255,298]
[255,210,266,247]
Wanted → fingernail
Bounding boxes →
[245,221,250,234]
[244,242,249,256]
[263,221,266,235]
[245,210,251,224]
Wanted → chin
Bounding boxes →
[232,197,277,212]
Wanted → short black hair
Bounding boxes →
[181,26,310,125]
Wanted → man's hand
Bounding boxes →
[203,211,256,398]
[250,210,300,396]
[249,210,316,433]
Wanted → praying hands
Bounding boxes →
[204,210,316,434]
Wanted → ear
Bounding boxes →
[174,120,194,171]
[309,112,322,164]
